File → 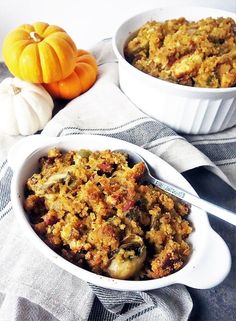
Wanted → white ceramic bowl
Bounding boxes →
[9,134,231,291]
[113,6,236,135]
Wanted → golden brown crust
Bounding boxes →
[24,149,192,279]
[125,17,236,88]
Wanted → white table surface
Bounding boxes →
[0,0,235,61]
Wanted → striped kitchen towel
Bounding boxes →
[0,39,235,321]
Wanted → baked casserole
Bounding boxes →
[125,17,236,88]
[24,148,192,280]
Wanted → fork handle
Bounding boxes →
[151,177,236,226]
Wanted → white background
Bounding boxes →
[0,0,235,60]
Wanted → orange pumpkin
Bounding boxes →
[2,22,77,83]
[44,49,98,99]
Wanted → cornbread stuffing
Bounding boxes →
[125,17,236,88]
[24,149,192,280]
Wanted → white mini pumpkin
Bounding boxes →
[0,77,54,135]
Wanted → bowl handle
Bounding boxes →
[181,229,231,289]
[8,135,55,172]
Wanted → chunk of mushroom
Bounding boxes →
[107,235,146,279]
[42,172,69,189]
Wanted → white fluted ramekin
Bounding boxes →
[9,134,231,291]
[113,6,236,134]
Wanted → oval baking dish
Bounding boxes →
[9,134,231,291]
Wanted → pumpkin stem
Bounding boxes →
[10,84,21,95]
[29,31,42,42]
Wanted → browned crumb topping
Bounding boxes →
[24,149,192,279]
[125,17,236,88]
